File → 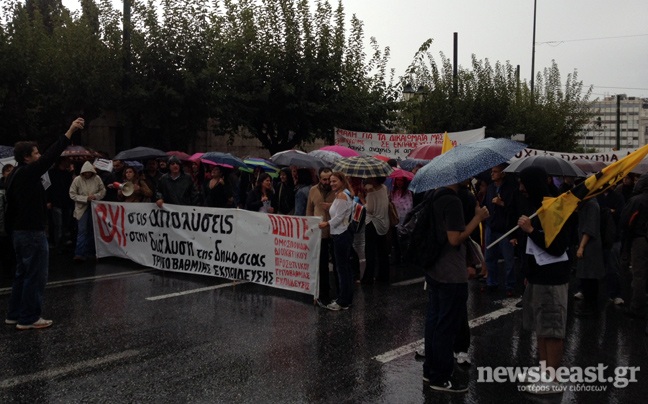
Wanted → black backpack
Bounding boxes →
[398,187,457,272]
[599,206,617,250]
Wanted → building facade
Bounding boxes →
[580,95,648,152]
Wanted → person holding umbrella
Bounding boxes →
[275,168,295,214]
[361,176,390,283]
[203,165,234,209]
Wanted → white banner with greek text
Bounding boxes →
[510,148,642,163]
[334,127,486,159]
[91,202,322,297]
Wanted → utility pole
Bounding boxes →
[453,32,458,96]
[616,94,621,150]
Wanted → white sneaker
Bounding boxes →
[454,352,471,365]
[612,297,625,305]
[574,292,584,300]
[16,318,53,330]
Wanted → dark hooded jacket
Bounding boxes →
[619,174,648,238]
[155,156,200,206]
[519,166,571,285]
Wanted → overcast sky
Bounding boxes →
[62,0,648,99]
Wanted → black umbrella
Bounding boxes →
[270,150,326,169]
[114,146,168,161]
[0,145,13,159]
[504,155,586,178]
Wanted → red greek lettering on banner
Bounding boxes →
[94,203,127,247]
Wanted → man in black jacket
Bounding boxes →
[5,118,84,330]
[155,156,200,208]
[619,174,648,318]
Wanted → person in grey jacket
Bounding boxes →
[155,156,200,208]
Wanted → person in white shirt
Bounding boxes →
[319,171,354,311]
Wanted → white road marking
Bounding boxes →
[146,281,249,301]
[391,277,425,287]
[0,270,155,295]
[0,350,140,388]
[373,299,521,363]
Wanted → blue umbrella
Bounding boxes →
[409,138,527,193]
[201,152,248,169]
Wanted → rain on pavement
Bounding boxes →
[1,252,647,403]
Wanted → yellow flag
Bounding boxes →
[537,144,648,246]
[441,132,454,154]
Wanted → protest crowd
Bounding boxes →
[1,118,648,395]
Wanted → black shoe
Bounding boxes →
[624,309,646,319]
[515,300,523,308]
[430,379,468,393]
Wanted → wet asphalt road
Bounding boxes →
[1,252,648,404]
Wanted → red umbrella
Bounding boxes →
[389,168,414,180]
[61,145,100,160]
[373,155,390,162]
[319,145,360,158]
[167,151,192,161]
[408,144,443,160]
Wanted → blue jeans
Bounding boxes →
[7,231,49,324]
[333,230,354,307]
[424,276,468,384]
[604,241,622,299]
[75,208,96,258]
[485,226,516,290]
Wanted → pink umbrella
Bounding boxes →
[167,151,192,161]
[373,155,390,162]
[319,145,360,158]
[407,144,443,160]
[389,168,415,180]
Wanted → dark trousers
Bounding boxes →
[363,222,389,282]
[453,307,470,354]
[318,238,335,301]
[424,276,468,384]
[333,230,354,307]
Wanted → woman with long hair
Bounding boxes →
[203,165,234,208]
[245,172,278,213]
[118,166,153,203]
[318,171,354,310]
[275,167,295,214]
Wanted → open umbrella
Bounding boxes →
[504,155,586,178]
[408,144,443,160]
[630,160,648,175]
[330,156,394,178]
[201,152,248,169]
[124,160,144,172]
[389,168,415,180]
[270,150,326,169]
[409,138,527,193]
[373,155,390,162]
[399,158,430,172]
[114,146,168,161]
[61,145,100,159]
[319,145,360,158]
[244,158,280,177]
[308,150,343,165]
[167,151,192,161]
[573,160,607,173]
[0,145,14,159]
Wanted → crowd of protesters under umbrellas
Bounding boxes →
[1,127,647,393]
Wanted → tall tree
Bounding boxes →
[400,40,593,152]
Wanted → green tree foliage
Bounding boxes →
[0,0,122,145]
[400,39,593,152]
[0,0,396,154]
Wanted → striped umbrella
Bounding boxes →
[243,158,280,177]
[330,156,394,178]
